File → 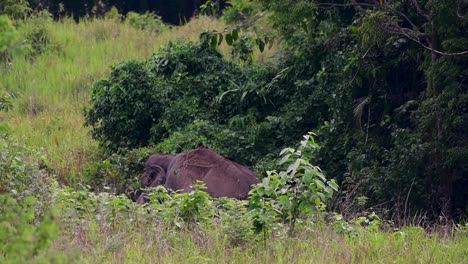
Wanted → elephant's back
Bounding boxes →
[167,147,259,199]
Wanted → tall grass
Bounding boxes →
[1,16,237,184]
[50,220,468,263]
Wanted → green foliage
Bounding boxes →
[125,11,165,34]
[231,35,254,62]
[0,91,17,112]
[85,60,159,152]
[214,197,256,246]
[86,41,279,165]
[82,147,152,197]
[105,6,121,21]
[0,195,60,263]
[249,133,338,236]
[23,11,54,57]
[0,133,58,215]
[223,0,262,24]
[148,183,215,228]
[0,0,31,20]
[256,0,468,221]
[0,132,62,263]
[331,212,381,235]
[0,15,18,52]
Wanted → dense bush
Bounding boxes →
[0,133,59,217]
[0,15,17,52]
[0,195,61,263]
[0,0,30,20]
[125,11,165,34]
[82,146,152,198]
[0,131,66,262]
[23,11,55,57]
[85,60,159,151]
[257,0,468,221]
[1,11,57,63]
[86,41,282,164]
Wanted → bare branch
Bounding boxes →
[317,1,377,9]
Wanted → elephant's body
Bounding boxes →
[138,148,259,203]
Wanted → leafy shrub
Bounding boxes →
[0,195,61,263]
[153,119,256,163]
[125,11,165,34]
[0,133,59,219]
[214,197,256,246]
[0,131,63,263]
[249,133,338,236]
[0,15,18,63]
[0,15,17,52]
[105,6,122,21]
[57,187,147,231]
[223,0,262,24]
[0,0,30,20]
[85,60,160,152]
[86,41,253,153]
[331,212,381,235]
[85,40,288,169]
[24,12,53,57]
[82,147,152,198]
[140,183,215,228]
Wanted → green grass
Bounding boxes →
[49,220,468,264]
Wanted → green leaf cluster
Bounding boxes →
[249,133,338,236]
[0,195,60,263]
[0,15,17,52]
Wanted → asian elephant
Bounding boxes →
[136,148,259,203]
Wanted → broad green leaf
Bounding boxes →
[314,179,326,189]
[280,147,295,156]
[232,29,239,40]
[226,33,233,45]
[278,153,291,165]
[328,180,339,191]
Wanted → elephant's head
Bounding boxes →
[140,154,175,187]
[141,165,166,187]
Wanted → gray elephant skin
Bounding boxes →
[137,148,259,203]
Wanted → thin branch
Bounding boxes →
[319,1,468,56]
[456,0,465,19]
[411,0,430,19]
[317,2,377,9]
[397,26,468,56]
[319,1,422,32]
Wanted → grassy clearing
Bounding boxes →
[1,16,246,184]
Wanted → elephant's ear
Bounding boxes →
[149,165,166,187]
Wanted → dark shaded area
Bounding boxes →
[26,0,225,24]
